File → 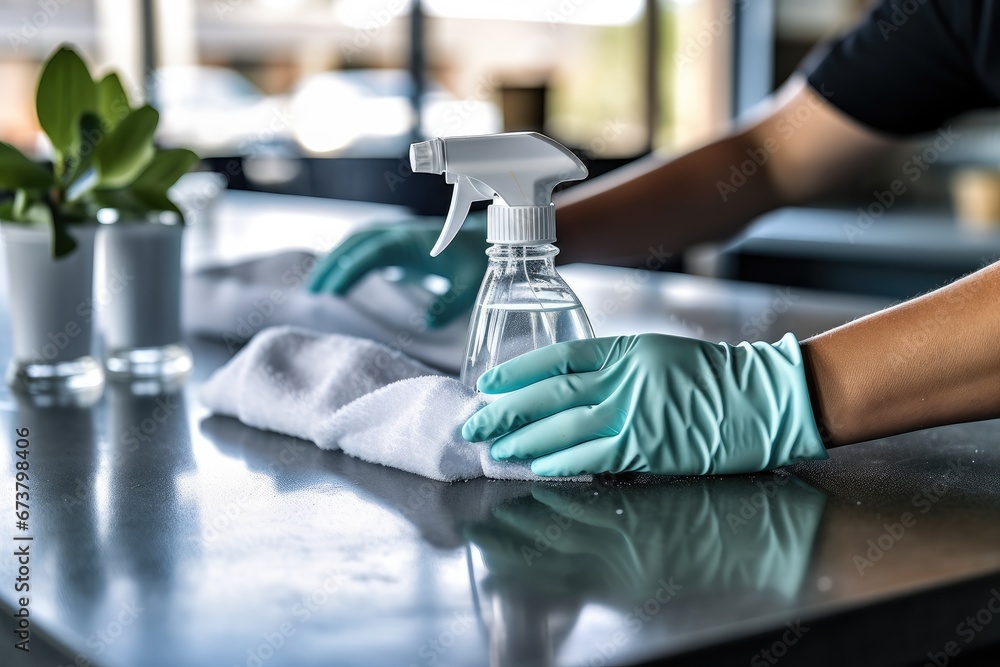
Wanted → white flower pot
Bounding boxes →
[1,222,103,393]
[99,221,192,378]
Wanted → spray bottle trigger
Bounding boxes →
[430,175,493,257]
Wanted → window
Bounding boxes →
[1,0,742,164]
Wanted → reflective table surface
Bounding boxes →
[3,192,1000,667]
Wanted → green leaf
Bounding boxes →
[90,186,180,220]
[94,105,158,188]
[132,149,199,193]
[35,46,97,157]
[131,188,183,219]
[104,149,199,222]
[13,189,28,217]
[0,142,53,189]
[77,111,104,160]
[97,72,130,129]
[90,187,151,216]
[63,112,102,188]
[89,187,140,212]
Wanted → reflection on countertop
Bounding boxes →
[1,218,1000,665]
[463,477,826,667]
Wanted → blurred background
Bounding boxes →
[0,0,872,172]
[2,0,1000,300]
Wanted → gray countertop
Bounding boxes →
[3,192,1000,667]
[727,207,1000,267]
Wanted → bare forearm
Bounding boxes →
[802,263,1000,446]
[554,77,893,265]
[555,132,782,264]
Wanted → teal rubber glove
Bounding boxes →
[307,215,488,328]
[465,477,826,598]
[462,332,829,476]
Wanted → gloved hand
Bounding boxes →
[465,478,825,598]
[307,214,488,328]
[462,332,828,476]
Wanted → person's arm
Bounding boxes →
[554,76,894,265]
[803,261,1000,446]
[462,261,1000,477]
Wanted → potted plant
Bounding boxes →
[0,45,198,390]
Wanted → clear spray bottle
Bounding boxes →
[409,132,595,388]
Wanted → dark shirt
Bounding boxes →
[803,0,1000,135]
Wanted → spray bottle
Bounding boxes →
[409,132,595,387]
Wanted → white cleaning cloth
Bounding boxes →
[183,251,467,372]
[199,325,589,482]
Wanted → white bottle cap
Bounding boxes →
[487,204,556,245]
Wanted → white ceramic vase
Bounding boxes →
[99,221,192,378]
[1,222,103,393]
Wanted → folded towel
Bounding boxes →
[199,326,590,482]
[183,251,467,372]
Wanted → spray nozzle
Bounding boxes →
[409,132,587,257]
[409,138,445,175]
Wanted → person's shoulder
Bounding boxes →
[930,0,994,40]
[802,0,999,136]
[887,0,998,47]
[929,0,1000,100]
[860,0,964,38]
